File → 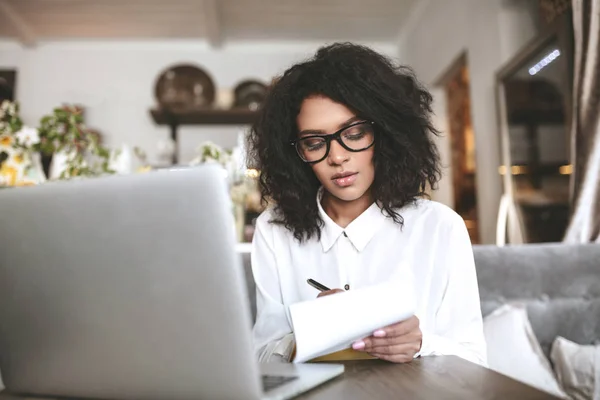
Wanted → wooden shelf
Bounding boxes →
[150,108,259,126]
[149,107,259,164]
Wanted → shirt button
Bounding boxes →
[344,284,350,290]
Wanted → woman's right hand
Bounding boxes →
[317,288,345,298]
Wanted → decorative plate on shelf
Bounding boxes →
[154,64,216,111]
[233,79,268,111]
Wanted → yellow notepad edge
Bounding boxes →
[292,345,377,362]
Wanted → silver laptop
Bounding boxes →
[0,165,343,400]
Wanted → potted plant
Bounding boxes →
[0,100,117,187]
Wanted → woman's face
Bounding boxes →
[296,95,375,203]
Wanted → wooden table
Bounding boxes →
[296,356,561,400]
[0,356,561,400]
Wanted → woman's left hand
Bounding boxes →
[351,315,422,363]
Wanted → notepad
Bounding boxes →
[289,280,415,363]
[289,344,377,362]
[309,348,377,362]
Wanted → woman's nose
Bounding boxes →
[327,140,349,165]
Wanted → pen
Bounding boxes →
[307,278,331,292]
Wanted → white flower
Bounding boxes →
[189,156,200,166]
[195,141,231,165]
[15,126,40,147]
[156,138,175,158]
[0,101,16,117]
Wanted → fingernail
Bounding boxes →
[352,341,365,350]
[373,330,386,337]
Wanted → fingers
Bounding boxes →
[316,288,344,298]
[365,340,421,357]
[374,316,420,338]
[356,330,422,352]
[362,342,420,364]
[351,315,422,364]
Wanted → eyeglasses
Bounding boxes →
[291,121,375,163]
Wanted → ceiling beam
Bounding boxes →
[0,0,37,47]
[203,0,221,48]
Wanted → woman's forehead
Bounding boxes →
[296,95,356,133]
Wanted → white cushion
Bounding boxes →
[550,336,600,400]
[483,304,567,398]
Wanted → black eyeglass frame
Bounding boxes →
[290,120,376,164]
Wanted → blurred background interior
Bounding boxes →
[0,0,597,247]
[2,2,600,398]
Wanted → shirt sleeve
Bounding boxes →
[417,216,488,367]
[251,214,295,362]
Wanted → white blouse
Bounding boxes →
[251,194,487,366]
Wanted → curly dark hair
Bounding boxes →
[247,42,441,242]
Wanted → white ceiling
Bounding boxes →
[0,0,418,46]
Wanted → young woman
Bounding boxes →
[247,43,486,365]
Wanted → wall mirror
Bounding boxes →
[496,15,573,243]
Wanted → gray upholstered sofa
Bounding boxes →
[241,243,600,357]
[475,243,600,357]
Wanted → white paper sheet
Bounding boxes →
[290,280,416,363]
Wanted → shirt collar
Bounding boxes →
[317,188,387,253]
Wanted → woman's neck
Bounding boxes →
[321,189,374,228]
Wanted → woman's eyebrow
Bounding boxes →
[337,116,362,129]
[298,116,362,137]
[298,128,324,137]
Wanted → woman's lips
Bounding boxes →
[332,172,358,187]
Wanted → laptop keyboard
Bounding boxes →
[262,374,298,392]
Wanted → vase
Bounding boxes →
[28,152,47,183]
[41,153,53,179]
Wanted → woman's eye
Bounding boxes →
[302,139,325,151]
[343,129,366,140]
